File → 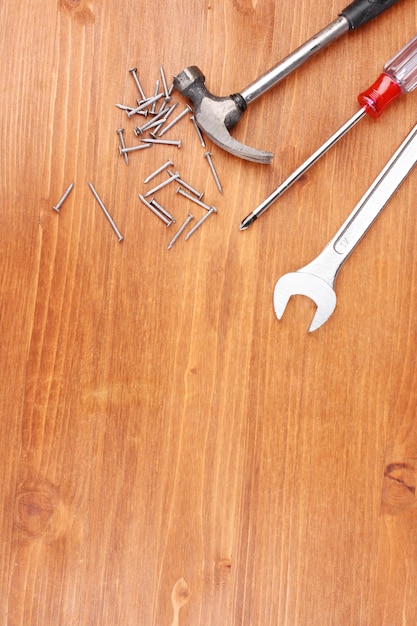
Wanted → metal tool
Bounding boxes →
[273,120,417,332]
[174,0,401,163]
[88,182,124,242]
[241,33,417,229]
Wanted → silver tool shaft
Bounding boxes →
[240,107,367,229]
[241,17,349,105]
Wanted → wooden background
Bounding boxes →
[1,0,417,624]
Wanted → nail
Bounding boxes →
[136,107,169,134]
[129,67,146,99]
[141,138,181,148]
[167,213,194,250]
[119,144,152,155]
[158,105,192,137]
[116,128,129,165]
[150,198,176,223]
[115,103,136,112]
[149,122,166,139]
[127,93,163,118]
[190,116,205,147]
[144,173,180,197]
[138,194,172,227]
[52,182,74,213]
[168,170,204,199]
[160,66,169,98]
[151,80,160,114]
[134,117,167,135]
[144,159,174,184]
[184,207,217,240]
[157,96,172,114]
[87,182,124,242]
[152,102,178,135]
[176,186,212,211]
[204,151,223,194]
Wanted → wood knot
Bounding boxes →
[217,558,232,572]
[381,462,416,515]
[171,578,190,626]
[59,0,95,24]
[14,478,67,543]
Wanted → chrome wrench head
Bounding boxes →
[273,271,337,332]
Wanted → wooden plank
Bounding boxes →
[1,0,416,624]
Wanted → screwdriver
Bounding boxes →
[240,34,417,230]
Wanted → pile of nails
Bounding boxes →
[52,65,223,249]
[116,65,223,249]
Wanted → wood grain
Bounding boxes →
[1,0,417,624]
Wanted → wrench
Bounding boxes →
[274,121,417,332]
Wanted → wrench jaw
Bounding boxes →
[273,272,337,332]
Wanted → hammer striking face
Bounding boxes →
[173,66,274,164]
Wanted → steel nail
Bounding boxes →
[115,103,137,112]
[88,182,124,242]
[138,194,172,227]
[144,159,174,184]
[168,170,204,199]
[52,182,74,213]
[141,138,182,148]
[151,80,160,114]
[135,117,168,135]
[138,107,169,132]
[127,93,163,117]
[157,96,172,114]
[184,207,217,241]
[167,213,194,250]
[190,115,206,147]
[149,122,166,139]
[129,67,146,99]
[158,105,192,137]
[176,186,212,211]
[116,128,129,165]
[144,172,180,197]
[160,66,170,98]
[150,198,176,223]
[119,144,152,154]
[204,151,223,194]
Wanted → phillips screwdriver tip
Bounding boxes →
[240,213,257,230]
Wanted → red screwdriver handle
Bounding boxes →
[358,33,417,118]
[358,73,402,118]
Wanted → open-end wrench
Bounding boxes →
[273,121,417,332]
[174,0,402,163]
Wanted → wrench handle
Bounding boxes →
[340,0,401,29]
[332,122,417,259]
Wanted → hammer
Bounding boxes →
[173,0,401,164]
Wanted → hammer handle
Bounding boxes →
[341,0,400,29]
[240,0,401,105]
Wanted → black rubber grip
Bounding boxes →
[340,0,401,29]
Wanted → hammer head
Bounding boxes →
[173,66,273,164]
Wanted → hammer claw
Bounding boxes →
[197,112,273,163]
[173,66,273,164]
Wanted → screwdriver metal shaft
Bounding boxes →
[240,107,366,230]
[240,32,417,230]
